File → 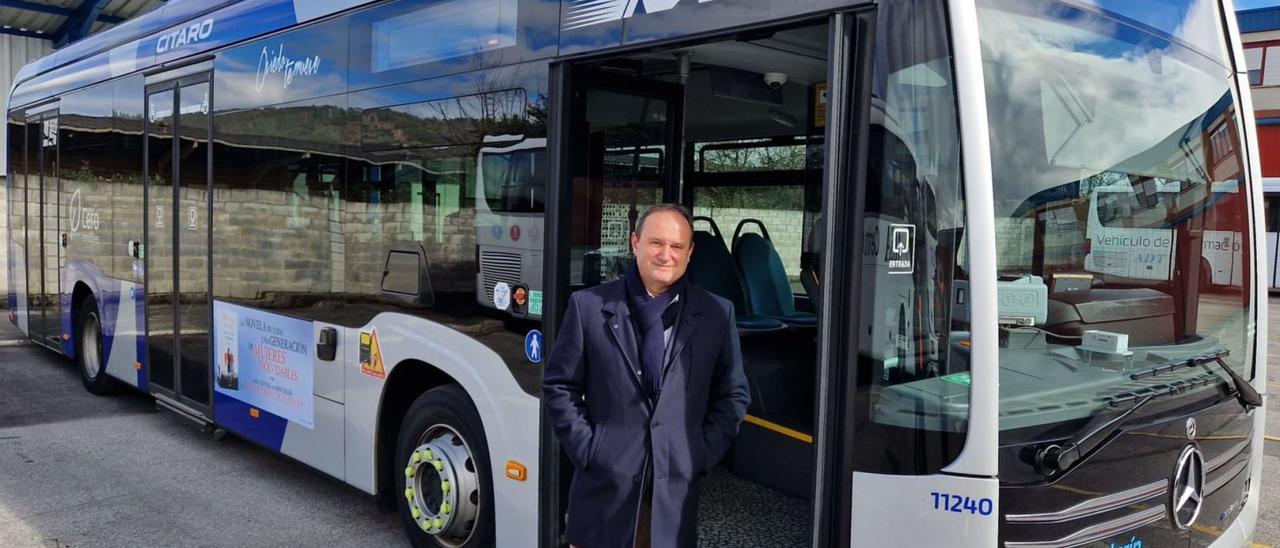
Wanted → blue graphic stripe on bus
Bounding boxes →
[147,0,298,67]
[64,259,117,361]
[134,287,147,390]
[59,290,73,355]
[214,391,289,451]
[930,492,993,516]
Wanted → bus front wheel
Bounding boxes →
[75,297,114,396]
[395,385,495,548]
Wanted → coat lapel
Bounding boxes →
[664,288,704,377]
[601,295,647,399]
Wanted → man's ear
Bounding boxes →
[630,232,640,255]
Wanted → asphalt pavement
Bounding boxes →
[0,331,404,547]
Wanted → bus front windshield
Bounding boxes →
[977,0,1254,442]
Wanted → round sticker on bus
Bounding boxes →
[514,287,528,306]
[493,282,512,310]
[510,225,522,242]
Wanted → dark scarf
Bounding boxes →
[623,262,687,401]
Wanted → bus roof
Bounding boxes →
[8,0,373,111]
[8,0,870,112]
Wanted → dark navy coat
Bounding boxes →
[543,279,750,548]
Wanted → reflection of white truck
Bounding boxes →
[474,136,546,317]
[1085,182,1244,287]
[1085,185,1175,281]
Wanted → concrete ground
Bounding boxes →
[1254,295,1280,548]
[0,332,404,547]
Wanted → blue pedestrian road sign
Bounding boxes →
[525,330,543,363]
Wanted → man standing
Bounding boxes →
[543,204,750,548]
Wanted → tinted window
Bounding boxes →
[371,0,516,72]
[348,0,558,89]
[851,0,970,475]
[60,84,117,278]
[979,0,1253,446]
[479,143,545,213]
[383,251,421,295]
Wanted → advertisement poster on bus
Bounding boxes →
[213,301,315,429]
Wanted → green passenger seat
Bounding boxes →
[688,217,786,333]
[731,220,817,328]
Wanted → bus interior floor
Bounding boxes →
[697,466,810,547]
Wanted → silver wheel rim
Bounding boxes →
[402,424,482,546]
[81,312,102,380]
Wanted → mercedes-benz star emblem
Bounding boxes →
[1170,444,1206,530]
[1186,417,1197,440]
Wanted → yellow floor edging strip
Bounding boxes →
[743,414,813,444]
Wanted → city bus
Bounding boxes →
[3,0,1266,546]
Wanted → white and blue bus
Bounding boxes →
[4,0,1267,546]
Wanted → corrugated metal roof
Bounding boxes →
[1238,6,1280,34]
[0,0,165,45]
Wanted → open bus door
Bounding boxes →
[541,65,686,544]
[543,16,841,547]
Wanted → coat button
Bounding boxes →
[651,421,661,429]
[634,474,643,483]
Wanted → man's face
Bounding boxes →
[630,210,694,293]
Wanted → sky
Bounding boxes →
[1239,0,1280,10]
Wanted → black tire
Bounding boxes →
[395,385,495,548]
[75,296,115,396]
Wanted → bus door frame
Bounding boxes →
[813,9,877,548]
[539,11,880,546]
[142,61,215,420]
[23,101,60,351]
[539,59,688,548]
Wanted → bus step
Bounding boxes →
[154,395,212,431]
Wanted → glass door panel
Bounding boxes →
[29,114,60,347]
[23,114,41,342]
[177,81,211,406]
[567,77,680,288]
[146,88,176,393]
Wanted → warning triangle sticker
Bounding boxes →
[361,329,386,379]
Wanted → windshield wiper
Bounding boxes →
[1037,354,1261,476]
[1036,374,1219,475]
[1209,356,1262,411]
[1035,393,1156,475]
[1128,349,1228,380]
[1128,349,1260,411]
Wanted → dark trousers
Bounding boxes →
[633,480,653,548]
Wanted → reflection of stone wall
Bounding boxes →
[61,176,146,285]
[211,187,477,303]
[1,179,7,303]
[2,175,481,308]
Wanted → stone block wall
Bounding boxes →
[1,178,7,305]
[691,206,807,276]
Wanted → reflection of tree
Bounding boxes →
[363,61,547,151]
[699,144,806,173]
